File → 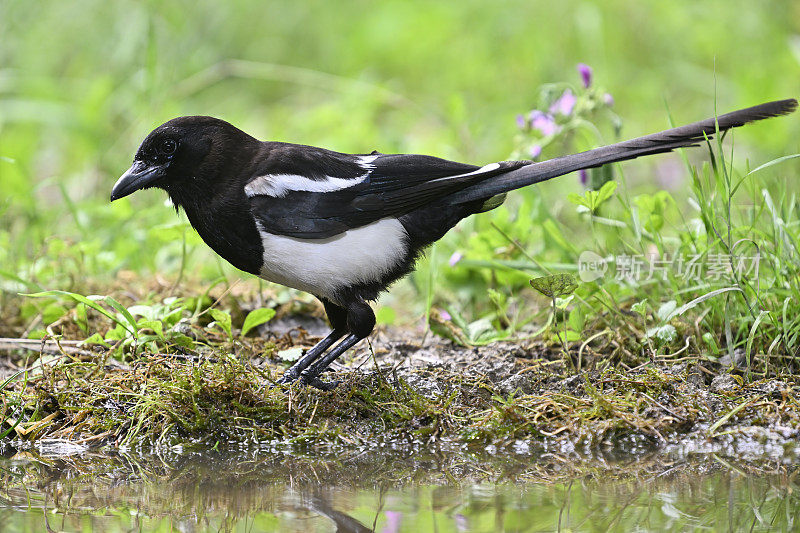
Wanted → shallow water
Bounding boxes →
[1,441,798,532]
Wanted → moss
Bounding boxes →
[3,336,800,449]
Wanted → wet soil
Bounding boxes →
[1,314,799,457]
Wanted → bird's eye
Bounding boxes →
[160,138,177,155]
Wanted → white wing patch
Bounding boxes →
[255,217,409,303]
[356,154,379,170]
[454,162,500,177]
[245,159,501,198]
[245,173,368,198]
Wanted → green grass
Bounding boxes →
[2,0,800,444]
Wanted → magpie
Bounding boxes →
[111,98,796,389]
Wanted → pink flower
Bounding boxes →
[529,144,542,159]
[549,89,576,116]
[440,310,452,321]
[530,110,558,136]
[449,251,463,267]
[577,63,593,88]
[603,93,614,106]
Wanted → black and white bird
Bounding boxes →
[111,98,796,389]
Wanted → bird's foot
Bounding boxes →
[302,375,341,391]
[276,369,300,385]
[275,369,341,391]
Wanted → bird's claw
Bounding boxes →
[275,370,341,391]
[301,374,341,391]
[276,370,299,385]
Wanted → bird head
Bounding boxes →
[110,116,253,204]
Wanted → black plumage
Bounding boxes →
[111,98,797,389]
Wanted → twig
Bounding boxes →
[0,337,94,357]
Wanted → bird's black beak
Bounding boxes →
[110,160,166,201]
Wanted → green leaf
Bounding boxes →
[664,287,743,322]
[127,304,156,320]
[81,333,110,347]
[568,306,585,332]
[631,300,648,317]
[645,213,664,232]
[567,192,591,209]
[208,308,232,338]
[709,398,754,437]
[241,308,276,336]
[104,296,139,339]
[0,368,26,392]
[744,153,800,177]
[595,180,618,206]
[568,181,617,213]
[163,307,184,328]
[75,303,88,332]
[555,294,575,309]
[25,290,136,337]
[169,333,195,349]
[0,368,28,440]
[529,274,578,298]
[702,332,720,355]
[732,153,800,195]
[137,319,164,340]
[465,317,495,343]
[104,323,128,341]
[656,300,677,322]
[646,324,677,344]
[745,310,770,374]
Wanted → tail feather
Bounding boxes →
[451,98,797,204]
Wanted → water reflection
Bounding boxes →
[0,442,797,532]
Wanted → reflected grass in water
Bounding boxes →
[0,444,798,532]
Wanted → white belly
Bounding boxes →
[256,218,409,303]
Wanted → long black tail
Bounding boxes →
[451,98,797,204]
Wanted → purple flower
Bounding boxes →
[530,110,558,136]
[516,114,526,129]
[381,511,403,533]
[440,310,452,321]
[549,89,575,116]
[579,169,588,186]
[603,93,614,106]
[577,63,593,88]
[529,144,542,159]
[449,251,463,267]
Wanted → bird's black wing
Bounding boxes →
[248,152,525,238]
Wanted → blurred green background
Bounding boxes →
[2,0,799,329]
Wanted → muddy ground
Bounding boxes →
[2,311,799,459]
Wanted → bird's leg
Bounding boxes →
[278,328,345,383]
[301,333,364,390]
[301,299,375,390]
[278,299,347,384]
